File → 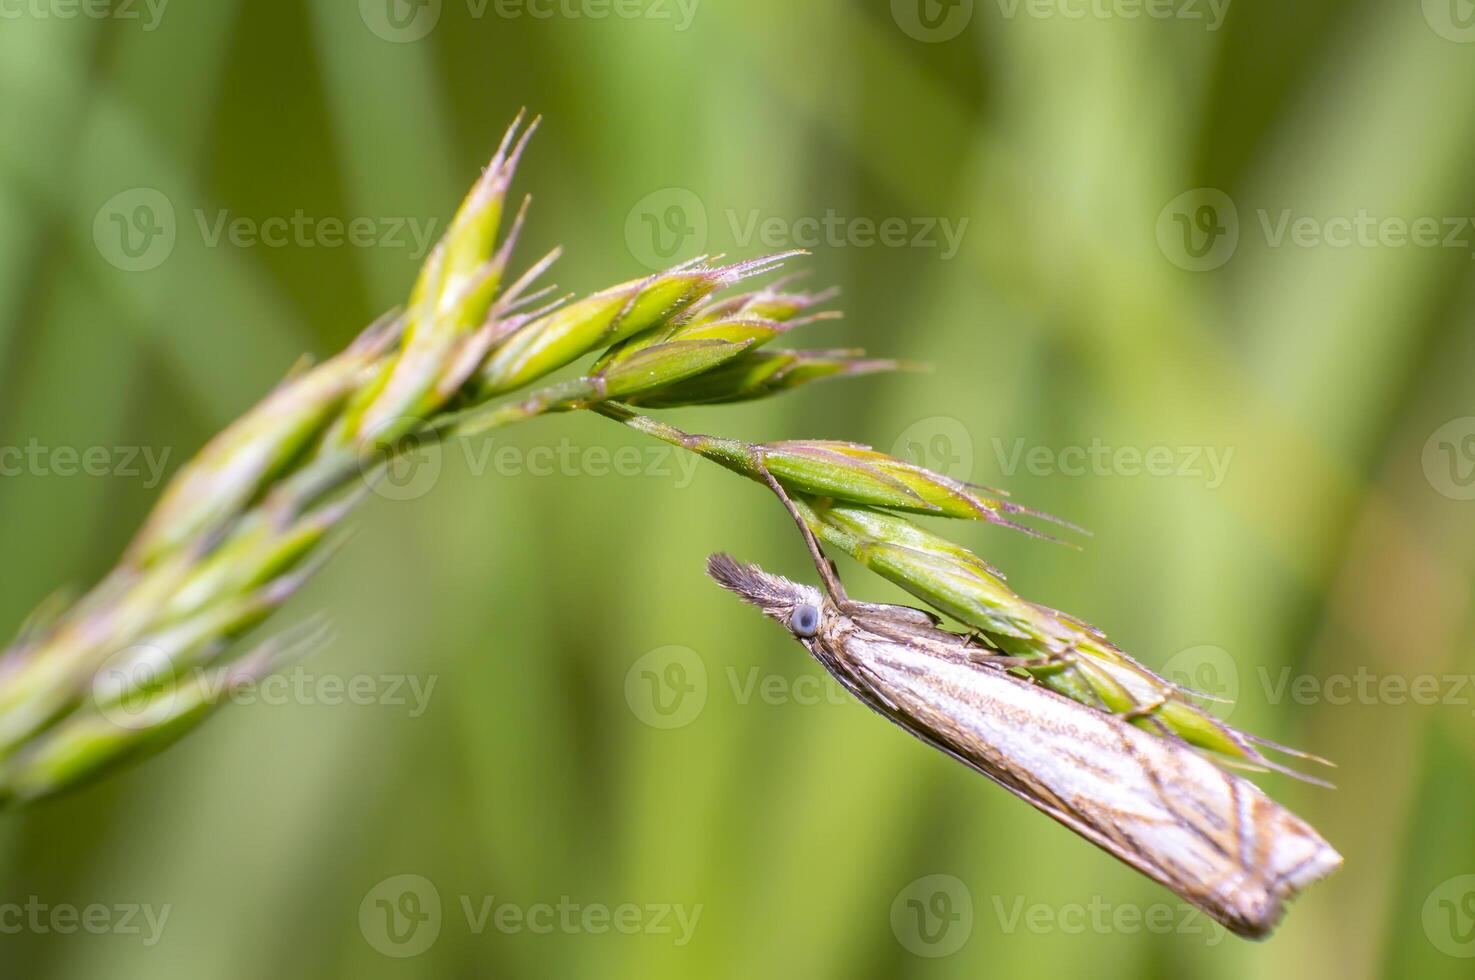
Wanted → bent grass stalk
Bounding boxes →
[592,404,1332,782]
[0,114,1322,805]
[0,116,889,804]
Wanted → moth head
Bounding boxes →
[706,553,828,641]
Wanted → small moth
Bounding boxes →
[707,552,1343,939]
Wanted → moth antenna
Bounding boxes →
[748,447,847,603]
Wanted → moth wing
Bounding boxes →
[831,632,1341,939]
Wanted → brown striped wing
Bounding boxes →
[818,618,1342,939]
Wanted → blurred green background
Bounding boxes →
[3,1,1475,977]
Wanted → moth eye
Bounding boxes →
[789,603,820,637]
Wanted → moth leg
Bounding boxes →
[981,647,1117,714]
[1023,643,1118,710]
[748,447,849,604]
[962,634,1014,666]
[976,654,1049,669]
[962,629,1014,658]
[1116,691,1168,721]
[968,646,1075,671]
[847,600,938,626]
